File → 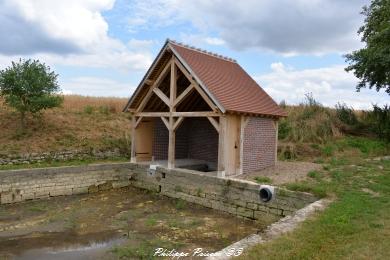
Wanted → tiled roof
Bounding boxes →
[168,40,287,117]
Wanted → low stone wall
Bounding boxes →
[0,162,317,221]
[0,163,132,204]
[0,149,123,165]
[129,164,317,219]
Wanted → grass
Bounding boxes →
[241,150,390,259]
[0,157,129,171]
[27,201,49,213]
[145,215,158,227]
[0,95,130,156]
[175,199,187,210]
[254,176,273,184]
[307,170,322,180]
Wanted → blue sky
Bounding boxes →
[0,0,388,109]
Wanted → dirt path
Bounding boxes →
[237,161,322,185]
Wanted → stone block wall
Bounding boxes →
[0,163,133,204]
[129,163,317,220]
[243,117,277,174]
[0,162,317,221]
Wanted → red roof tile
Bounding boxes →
[169,41,287,117]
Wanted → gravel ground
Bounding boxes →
[237,161,322,185]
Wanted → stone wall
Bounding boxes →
[0,162,317,221]
[0,163,132,204]
[129,163,317,219]
[0,149,122,166]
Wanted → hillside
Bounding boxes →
[0,95,131,157]
[1,94,388,164]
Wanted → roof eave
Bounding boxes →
[226,109,287,119]
[122,40,171,112]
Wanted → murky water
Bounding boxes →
[0,187,278,259]
[15,237,125,260]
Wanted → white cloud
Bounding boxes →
[0,0,153,71]
[176,33,226,48]
[127,0,368,55]
[204,37,225,46]
[255,63,388,109]
[61,76,135,97]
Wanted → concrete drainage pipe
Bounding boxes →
[259,185,275,202]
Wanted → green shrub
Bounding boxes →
[83,105,94,114]
[254,176,272,184]
[335,103,358,126]
[307,170,322,180]
[278,120,291,140]
[145,216,157,227]
[175,199,186,210]
[322,144,335,157]
[365,104,390,142]
[98,105,110,115]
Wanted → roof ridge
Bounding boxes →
[168,39,237,63]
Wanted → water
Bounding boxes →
[15,237,125,260]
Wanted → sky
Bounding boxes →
[0,0,388,109]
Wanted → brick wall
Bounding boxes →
[152,118,218,164]
[152,118,169,160]
[187,118,218,163]
[243,117,277,174]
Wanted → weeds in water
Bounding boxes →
[175,199,186,210]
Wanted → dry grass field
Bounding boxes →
[0,95,131,156]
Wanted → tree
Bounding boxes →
[345,0,390,94]
[0,59,63,129]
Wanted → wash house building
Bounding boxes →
[124,40,287,177]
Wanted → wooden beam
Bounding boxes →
[131,116,136,163]
[137,112,170,117]
[170,60,177,110]
[174,84,194,107]
[153,88,170,107]
[161,116,170,130]
[173,112,220,117]
[145,79,153,85]
[173,117,184,131]
[136,111,220,117]
[134,116,143,129]
[207,117,220,133]
[136,58,172,113]
[174,58,218,112]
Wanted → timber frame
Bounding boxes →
[125,39,282,176]
[129,53,227,174]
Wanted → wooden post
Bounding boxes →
[131,115,136,163]
[170,59,177,108]
[217,116,226,177]
[168,59,177,169]
[168,118,175,169]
